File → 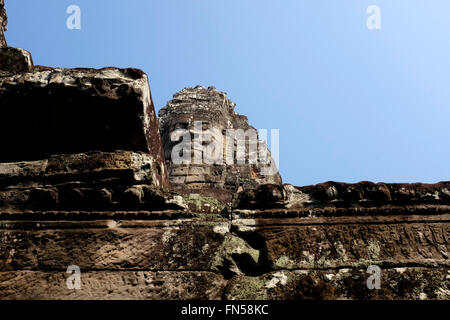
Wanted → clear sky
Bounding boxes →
[5,0,450,186]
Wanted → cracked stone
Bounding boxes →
[0,47,33,73]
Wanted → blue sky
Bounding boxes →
[5,0,450,186]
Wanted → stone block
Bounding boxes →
[0,67,167,189]
[0,47,33,73]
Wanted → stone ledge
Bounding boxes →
[0,151,171,211]
[0,0,6,48]
[0,271,226,300]
[233,205,450,219]
[223,268,450,300]
[0,66,167,180]
[232,216,449,270]
[0,47,33,73]
[233,182,450,210]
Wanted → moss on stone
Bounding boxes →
[182,193,226,214]
[224,276,269,300]
[211,233,260,276]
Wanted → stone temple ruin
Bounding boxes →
[0,2,448,300]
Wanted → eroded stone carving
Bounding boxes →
[0,67,167,188]
[159,86,282,201]
[0,1,448,300]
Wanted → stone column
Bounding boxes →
[0,0,7,48]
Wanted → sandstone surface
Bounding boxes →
[0,1,447,300]
[159,86,282,202]
[0,66,166,175]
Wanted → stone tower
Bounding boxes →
[158,86,282,201]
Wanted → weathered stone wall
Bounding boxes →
[159,86,282,202]
[233,181,450,210]
[0,199,448,300]
[0,67,165,170]
[0,151,173,212]
[0,1,448,300]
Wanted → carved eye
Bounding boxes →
[202,122,210,130]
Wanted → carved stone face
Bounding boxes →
[160,111,231,164]
[158,86,282,199]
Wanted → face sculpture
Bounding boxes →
[0,0,7,48]
[158,86,282,201]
